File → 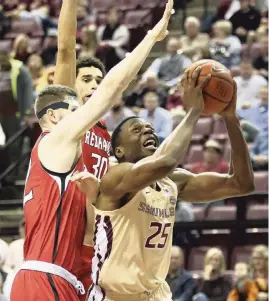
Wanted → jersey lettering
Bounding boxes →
[91,153,108,180]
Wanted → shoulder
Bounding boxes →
[100,162,134,193]
[158,107,172,118]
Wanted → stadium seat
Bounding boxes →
[231,246,253,268]
[247,204,268,220]
[118,0,141,10]
[254,172,268,193]
[5,19,43,38]
[97,13,107,25]
[186,145,203,164]
[241,43,262,59]
[0,40,12,52]
[124,10,151,29]
[140,0,162,8]
[192,117,213,141]
[206,205,236,221]
[29,38,42,53]
[223,143,231,162]
[188,247,228,270]
[210,118,228,141]
[192,207,205,221]
[91,0,114,11]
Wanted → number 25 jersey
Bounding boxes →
[88,177,178,299]
[82,121,111,180]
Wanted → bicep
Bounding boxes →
[174,170,241,203]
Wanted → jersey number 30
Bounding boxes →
[145,222,171,249]
[92,153,108,180]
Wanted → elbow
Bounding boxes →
[233,176,255,195]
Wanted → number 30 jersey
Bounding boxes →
[88,178,178,299]
[82,121,111,180]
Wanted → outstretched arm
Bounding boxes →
[171,82,254,203]
[39,0,175,173]
[53,0,77,87]
[100,69,210,200]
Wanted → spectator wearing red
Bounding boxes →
[190,139,229,174]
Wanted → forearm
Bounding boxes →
[224,115,254,190]
[54,0,77,87]
[154,108,200,164]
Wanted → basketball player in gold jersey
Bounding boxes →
[74,70,254,300]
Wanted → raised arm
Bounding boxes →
[39,0,175,172]
[100,70,210,200]
[171,82,254,203]
[53,0,77,87]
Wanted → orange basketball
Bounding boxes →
[187,59,234,115]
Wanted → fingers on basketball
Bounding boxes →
[199,74,211,90]
[191,67,202,88]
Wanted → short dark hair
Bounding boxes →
[76,56,106,77]
[35,85,77,118]
[111,116,139,159]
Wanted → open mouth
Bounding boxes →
[143,137,157,150]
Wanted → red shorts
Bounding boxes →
[11,270,80,301]
[77,245,94,301]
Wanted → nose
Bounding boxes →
[143,126,153,135]
[91,79,98,90]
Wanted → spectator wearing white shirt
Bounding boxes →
[234,59,267,108]
[139,91,173,143]
[143,38,192,87]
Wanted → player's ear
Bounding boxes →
[115,146,124,159]
[47,109,58,124]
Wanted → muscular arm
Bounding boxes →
[171,116,254,202]
[39,0,174,173]
[53,0,77,87]
[100,108,200,200]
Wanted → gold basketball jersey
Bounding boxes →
[88,177,178,300]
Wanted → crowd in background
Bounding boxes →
[0,0,268,300]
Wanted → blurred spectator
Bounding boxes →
[209,20,241,68]
[77,4,96,30]
[166,246,196,301]
[97,7,129,71]
[237,85,268,142]
[0,239,9,301]
[0,8,11,39]
[166,88,183,111]
[227,263,258,301]
[143,38,192,87]
[36,65,55,92]
[79,24,98,58]
[234,59,267,108]
[27,54,44,90]
[229,0,262,43]
[180,17,209,62]
[125,74,168,109]
[0,50,34,160]
[103,96,134,132]
[253,36,268,80]
[250,245,268,300]
[41,28,58,66]
[250,126,268,171]
[4,219,24,272]
[11,34,33,65]
[194,248,232,301]
[190,140,229,174]
[139,91,173,143]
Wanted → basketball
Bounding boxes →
[187,59,234,115]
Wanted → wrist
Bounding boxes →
[222,114,239,121]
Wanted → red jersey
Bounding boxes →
[23,132,86,276]
[82,121,111,180]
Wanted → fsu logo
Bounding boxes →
[170,197,176,205]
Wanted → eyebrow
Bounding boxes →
[82,74,103,79]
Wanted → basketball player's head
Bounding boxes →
[35,85,79,129]
[112,117,159,163]
[75,56,106,105]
